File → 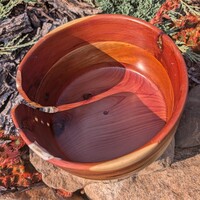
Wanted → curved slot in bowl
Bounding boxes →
[12,15,188,179]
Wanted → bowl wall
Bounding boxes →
[13,14,188,179]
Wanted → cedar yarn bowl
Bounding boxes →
[12,15,188,180]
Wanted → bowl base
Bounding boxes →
[53,65,167,163]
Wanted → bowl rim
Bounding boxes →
[14,14,188,172]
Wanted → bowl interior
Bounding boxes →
[15,15,187,164]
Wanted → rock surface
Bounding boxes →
[30,150,90,192]
[2,184,83,200]
[176,85,200,148]
[3,140,199,200]
[85,153,200,200]
[29,139,200,200]
[2,185,57,200]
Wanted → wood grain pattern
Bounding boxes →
[12,15,188,179]
[11,103,175,179]
[12,65,167,163]
[56,67,167,121]
[16,15,183,110]
[34,42,171,121]
[54,91,165,163]
[56,64,125,104]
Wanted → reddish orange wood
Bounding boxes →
[56,66,167,119]
[33,42,171,121]
[13,92,165,162]
[12,15,188,179]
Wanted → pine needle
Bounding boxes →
[0,34,38,55]
[0,0,23,20]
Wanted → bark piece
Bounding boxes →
[45,0,101,18]
[0,60,23,134]
[27,10,41,28]
[0,13,33,43]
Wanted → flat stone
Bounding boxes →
[2,184,83,200]
[0,185,65,200]
[29,150,90,192]
[85,154,200,200]
[30,151,127,192]
[29,145,200,200]
[176,85,200,148]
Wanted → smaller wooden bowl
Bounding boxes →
[12,14,188,179]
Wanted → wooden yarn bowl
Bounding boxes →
[12,14,188,180]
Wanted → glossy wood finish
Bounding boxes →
[16,15,181,110]
[12,103,175,179]
[13,65,167,163]
[12,15,188,179]
[55,92,165,163]
[34,42,172,121]
[13,91,166,163]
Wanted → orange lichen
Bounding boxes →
[56,189,73,198]
[150,0,180,24]
[0,131,42,193]
[150,0,200,51]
